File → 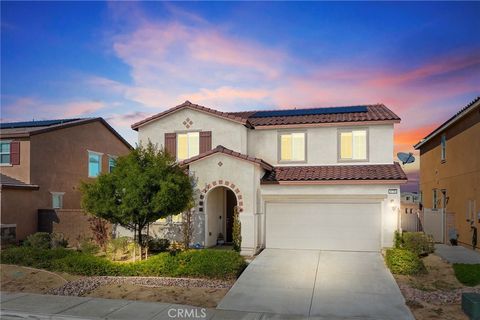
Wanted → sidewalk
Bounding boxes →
[435,244,480,264]
[0,292,307,320]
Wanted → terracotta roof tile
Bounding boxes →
[132,102,400,130]
[179,145,274,170]
[261,163,407,184]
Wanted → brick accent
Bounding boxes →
[197,179,244,214]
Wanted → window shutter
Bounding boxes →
[164,133,177,157]
[200,131,212,153]
[10,141,20,165]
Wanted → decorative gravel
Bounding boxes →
[48,276,233,297]
[399,283,480,305]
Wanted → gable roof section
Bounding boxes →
[179,145,274,171]
[131,101,249,130]
[0,118,133,149]
[414,96,480,150]
[261,163,407,184]
[131,101,400,130]
[0,174,39,190]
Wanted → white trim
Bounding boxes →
[1,224,17,228]
[87,150,104,156]
[415,99,480,149]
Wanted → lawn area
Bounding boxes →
[453,264,480,286]
[0,247,246,280]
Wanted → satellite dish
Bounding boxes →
[397,152,415,165]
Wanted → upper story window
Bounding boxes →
[177,132,199,161]
[108,155,117,173]
[51,192,64,209]
[441,133,446,161]
[339,129,368,161]
[279,132,306,162]
[0,141,11,164]
[88,151,103,177]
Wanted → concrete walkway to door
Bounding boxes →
[218,249,414,319]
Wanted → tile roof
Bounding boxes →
[0,174,39,190]
[234,104,400,127]
[132,101,400,130]
[131,101,249,130]
[414,96,480,149]
[179,145,274,171]
[261,163,407,184]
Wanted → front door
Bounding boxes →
[225,189,237,243]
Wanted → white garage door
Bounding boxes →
[266,202,381,251]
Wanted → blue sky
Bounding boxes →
[2,1,480,191]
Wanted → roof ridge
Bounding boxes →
[225,103,386,116]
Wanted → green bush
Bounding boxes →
[453,264,480,286]
[23,232,52,250]
[394,230,403,249]
[402,232,435,256]
[0,247,246,279]
[106,237,132,260]
[78,239,100,255]
[50,233,69,249]
[385,248,426,275]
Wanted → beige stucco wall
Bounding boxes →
[138,108,249,154]
[0,138,31,183]
[248,124,394,166]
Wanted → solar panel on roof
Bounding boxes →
[0,118,81,129]
[251,106,368,118]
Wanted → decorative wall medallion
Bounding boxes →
[183,118,194,128]
[217,161,223,167]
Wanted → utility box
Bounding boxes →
[463,293,480,320]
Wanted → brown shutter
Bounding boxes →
[164,133,177,157]
[200,131,212,153]
[10,141,20,165]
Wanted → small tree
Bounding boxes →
[88,216,109,251]
[232,206,242,252]
[182,209,194,249]
[80,142,194,259]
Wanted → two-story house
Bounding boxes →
[0,118,132,244]
[132,101,407,255]
[414,97,480,248]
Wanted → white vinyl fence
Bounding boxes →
[422,208,444,243]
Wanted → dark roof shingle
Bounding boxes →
[261,163,407,184]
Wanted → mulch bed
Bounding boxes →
[398,283,480,305]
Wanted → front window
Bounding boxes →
[51,192,64,209]
[279,132,305,162]
[0,141,11,164]
[108,156,117,173]
[177,132,199,161]
[441,133,446,161]
[339,129,367,161]
[88,151,102,177]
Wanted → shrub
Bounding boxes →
[23,232,52,250]
[78,239,100,255]
[0,247,246,279]
[232,207,242,253]
[394,230,403,249]
[51,233,69,249]
[148,238,170,253]
[385,248,426,275]
[106,236,132,260]
[402,232,435,256]
[453,264,480,286]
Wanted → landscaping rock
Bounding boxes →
[48,276,233,297]
[398,283,480,305]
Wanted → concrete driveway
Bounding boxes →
[218,249,414,319]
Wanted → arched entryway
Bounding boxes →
[205,186,238,247]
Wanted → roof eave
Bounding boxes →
[414,98,480,150]
[261,179,408,185]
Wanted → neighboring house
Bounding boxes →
[0,118,132,244]
[400,192,421,232]
[414,97,480,247]
[132,101,407,255]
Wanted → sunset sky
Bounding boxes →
[2,2,479,192]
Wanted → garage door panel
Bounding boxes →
[266,202,381,251]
